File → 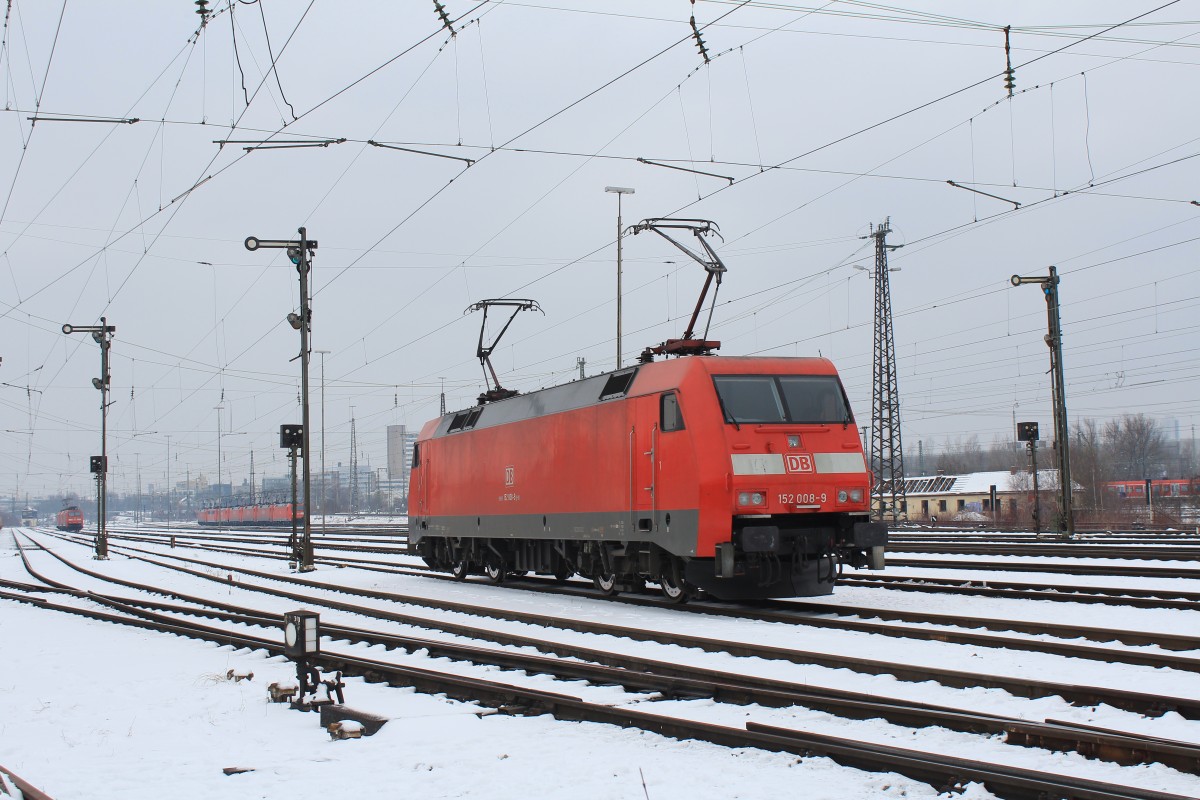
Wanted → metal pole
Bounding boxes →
[98,318,110,558]
[1012,268,1075,539]
[315,349,329,538]
[214,405,222,524]
[166,435,171,529]
[605,186,634,369]
[616,196,623,368]
[290,445,299,563]
[298,227,315,571]
[1044,266,1075,539]
[242,228,317,569]
[1030,440,1041,534]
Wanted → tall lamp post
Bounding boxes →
[604,186,635,368]
[62,318,116,560]
[245,228,318,571]
[165,434,172,529]
[213,405,245,522]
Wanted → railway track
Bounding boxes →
[887,556,1200,580]
[55,525,1200,617]
[834,574,1200,611]
[28,531,1200,716]
[6,532,1199,800]
[887,542,1200,561]
[44,529,1200,671]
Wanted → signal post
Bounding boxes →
[62,318,116,559]
[246,229,317,571]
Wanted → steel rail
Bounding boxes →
[835,574,1200,611]
[0,579,1194,800]
[44,530,1200,661]
[886,557,1200,579]
[21,533,1200,721]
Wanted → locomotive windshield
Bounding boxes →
[713,375,853,425]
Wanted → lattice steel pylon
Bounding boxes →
[864,218,907,523]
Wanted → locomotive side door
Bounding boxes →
[629,396,657,535]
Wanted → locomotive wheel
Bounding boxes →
[450,558,470,581]
[659,571,689,604]
[484,559,506,584]
[592,573,620,596]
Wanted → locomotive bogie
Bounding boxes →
[410,356,886,600]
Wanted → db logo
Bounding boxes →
[784,454,814,473]
[504,465,515,486]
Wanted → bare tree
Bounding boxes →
[936,435,984,474]
[1104,413,1167,480]
[1072,418,1111,510]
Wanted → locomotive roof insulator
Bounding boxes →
[628,218,727,357]
[464,298,543,404]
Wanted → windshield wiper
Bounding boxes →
[717,393,740,431]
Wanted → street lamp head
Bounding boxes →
[286,312,303,330]
[91,377,104,390]
[605,186,635,195]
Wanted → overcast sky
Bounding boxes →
[2,1,1198,499]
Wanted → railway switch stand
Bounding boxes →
[281,611,342,710]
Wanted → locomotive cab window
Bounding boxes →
[660,392,685,432]
[713,374,853,424]
[411,442,420,468]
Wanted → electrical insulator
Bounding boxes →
[1004,68,1015,95]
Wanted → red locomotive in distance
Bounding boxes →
[409,356,886,601]
[55,506,84,532]
[196,496,304,526]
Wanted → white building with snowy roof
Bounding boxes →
[897,469,1082,523]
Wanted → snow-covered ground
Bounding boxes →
[3,527,1199,799]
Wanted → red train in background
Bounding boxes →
[196,496,304,526]
[56,506,84,531]
[1104,478,1196,502]
[409,355,886,601]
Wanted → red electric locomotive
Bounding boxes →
[55,505,84,532]
[410,218,885,600]
[409,355,885,600]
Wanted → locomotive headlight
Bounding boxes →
[837,488,865,503]
[850,488,864,502]
[837,490,849,503]
[737,491,766,507]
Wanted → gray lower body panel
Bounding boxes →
[410,508,701,557]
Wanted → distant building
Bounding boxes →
[900,469,1083,522]
[387,425,419,505]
